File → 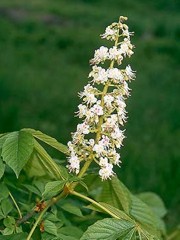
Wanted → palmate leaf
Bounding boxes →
[137,192,167,218]
[135,192,167,236]
[93,176,163,238]
[81,218,161,240]
[80,218,135,240]
[1,131,34,177]
[98,177,131,214]
[99,202,133,221]
[23,128,69,155]
[129,194,162,237]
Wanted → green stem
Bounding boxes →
[26,191,66,240]
[167,228,180,240]
[70,190,119,219]
[9,191,22,219]
[26,206,47,240]
[70,156,93,190]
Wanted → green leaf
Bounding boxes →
[3,216,15,228]
[1,227,14,235]
[45,213,63,224]
[99,202,133,221]
[25,152,68,180]
[80,218,135,240]
[44,219,58,236]
[81,217,160,240]
[58,226,83,239]
[121,228,136,240]
[130,194,160,236]
[0,134,11,149]
[0,233,28,240]
[23,128,69,155]
[85,202,132,221]
[23,184,42,197]
[60,203,83,217]
[1,198,13,217]
[98,177,131,214]
[56,235,79,240]
[34,140,65,180]
[15,226,23,233]
[43,181,66,199]
[137,192,167,218]
[24,151,50,178]
[0,156,5,179]
[42,233,79,240]
[0,182,9,201]
[79,181,88,192]
[1,131,34,177]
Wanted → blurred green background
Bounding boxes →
[0,0,179,229]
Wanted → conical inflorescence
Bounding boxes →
[67,16,136,180]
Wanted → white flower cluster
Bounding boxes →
[67,16,136,180]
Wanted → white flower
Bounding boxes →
[79,84,97,104]
[89,66,108,84]
[108,68,124,82]
[77,123,90,135]
[68,154,80,174]
[104,95,114,108]
[91,46,109,64]
[77,104,88,118]
[111,127,125,148]
[110,114,118,125]
[96,68,108,84]
[122,28,134,38]
[113,153,121,165]
[109,46,123,64]
[93,142,104,155]
[99,163,114,180]
[111,126,124,140]
[90,102,103,116]
[101,26,118,41]
[86,93,97,104]
[88,139,95,146]
[122,81,131,96]
[125,65,136,80]
[72,131,84,144]
[120,38,134,57]
[116,96,126,109]
[99,135,110,148]
[67,141,74,152]
[102,114,118,132]
[99,157,108,167]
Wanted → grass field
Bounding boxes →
[0,0,179,229]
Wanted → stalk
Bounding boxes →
[70,190,119,219]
